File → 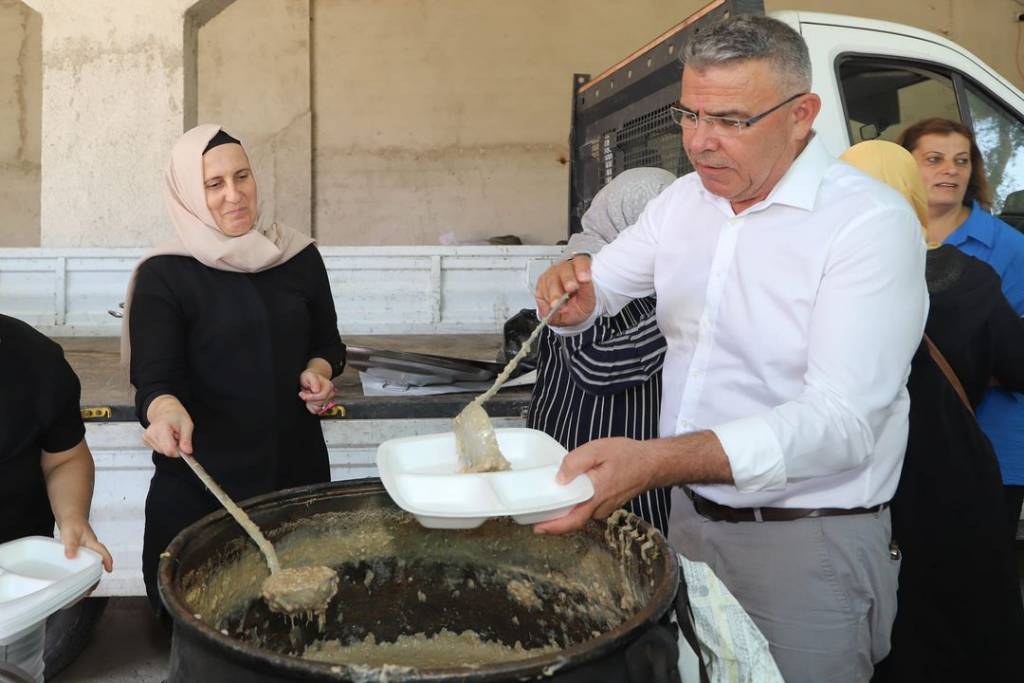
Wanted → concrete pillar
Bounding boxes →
[0,0,41,247]
[21,0,237,247]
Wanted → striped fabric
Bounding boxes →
[527,296,671,535]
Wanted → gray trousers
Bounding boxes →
[669,489,899,683]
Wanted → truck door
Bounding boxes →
[800,19,1024,222]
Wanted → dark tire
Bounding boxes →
[42,597,108,681]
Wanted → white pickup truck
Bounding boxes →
[569,0,1024,229]
[50,0,1024,675]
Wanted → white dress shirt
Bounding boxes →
[557,136,928,509]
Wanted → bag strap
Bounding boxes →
[674,569,711,683]
[924,334,973,415]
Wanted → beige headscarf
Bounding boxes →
[120,124,313,363]
[839,140,930,236]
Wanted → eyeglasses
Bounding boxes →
[669,92,807,135]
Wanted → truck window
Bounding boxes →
[964,85,1024,215]
[838,59,961,143]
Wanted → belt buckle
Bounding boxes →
[752,507,764,522]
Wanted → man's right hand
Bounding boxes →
[535,256,597,326]
[144,394,194,457]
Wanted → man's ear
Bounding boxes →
[792,93,822,140]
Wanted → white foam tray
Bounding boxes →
[0,537,103,645]
[377,428,594,529]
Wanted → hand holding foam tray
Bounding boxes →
[376,427,595,529]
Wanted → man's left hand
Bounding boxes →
[533,437,656,535]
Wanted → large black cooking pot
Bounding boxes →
[159,479,686,682]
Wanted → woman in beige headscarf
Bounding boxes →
[841,139,1024,682]
[128,125,345,614]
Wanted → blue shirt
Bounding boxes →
[946,201,1024,484]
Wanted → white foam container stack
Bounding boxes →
[377,427,594,529]
[0,537,103,645]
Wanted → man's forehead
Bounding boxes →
[680,61,776,110]
[682,60,775,89]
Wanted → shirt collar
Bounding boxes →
[945,201,993,248]
[698,133,830,217]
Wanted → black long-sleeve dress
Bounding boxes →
[129,244,345,611]
[874,246,1024,682]
[528,296,671,535]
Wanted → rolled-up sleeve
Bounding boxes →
[711,205,928,492]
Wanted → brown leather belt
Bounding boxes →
[687,489,887,523]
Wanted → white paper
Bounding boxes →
[358,370,536,396]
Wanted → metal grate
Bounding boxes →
[600,105,693,186]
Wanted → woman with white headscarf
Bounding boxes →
[528,168,675,535]
[126,125,345,614]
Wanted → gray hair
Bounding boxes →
[681,15,811,94]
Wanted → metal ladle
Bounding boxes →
[453,292,571,473]
[178,452,338,615]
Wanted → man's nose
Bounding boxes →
[685,123,717,153]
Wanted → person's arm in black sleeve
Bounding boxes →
[298,246,345,414]
[305,246,345,378]
[130,260,190,424]
[562,309,667,397]
[988,288,1024,392]
[39,356,113,571]
[129,260,194,456]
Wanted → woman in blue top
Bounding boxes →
[900,117,1024,541]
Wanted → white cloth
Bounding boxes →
[676,553,784,683]
[556,136,928,509]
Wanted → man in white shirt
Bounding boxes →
[535,15,927,682]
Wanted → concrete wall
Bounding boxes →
[2,0,1024,247]
[0,0,40,247]
[310,0,690,246]
[197,0,312,234]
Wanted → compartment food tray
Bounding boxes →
[376,428,594,529]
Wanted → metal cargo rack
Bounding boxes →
[567,0,765,235]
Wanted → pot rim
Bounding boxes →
[158,478,680,682]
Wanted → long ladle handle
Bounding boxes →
[474,292,571,406]
[179,451,280,574]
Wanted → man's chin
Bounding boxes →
[697,173,735,198]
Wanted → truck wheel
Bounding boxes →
[42,597,109,681]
